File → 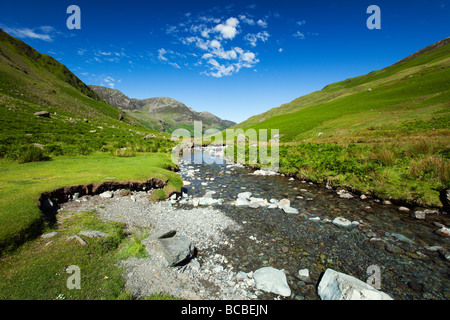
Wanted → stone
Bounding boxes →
[99,191,113,198]
[411,210,426,220]
[398,206,410,212]
[282,206,299,214]
[279,199,290,207]
[236,271,248,281]
[332,217,353,229]
[158,234,195,266]
[435,226,450,238]
[238,192,252,199]
[66,235,88,246]
[235,197,250,207]
[297,269,312,283]
[79,230,109,238]
[253,266,291,297]
[339,192,354,199]
[183,181,191,186]
[318,268,393,300]
[34,111,50,118]
[41,231,59,239]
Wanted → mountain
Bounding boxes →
[0,28,166,160]
[231,37,450,143]
[89,85,236,133]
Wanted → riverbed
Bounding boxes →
[176,147,450,300]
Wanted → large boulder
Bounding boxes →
[318,268,393,300]
[158,234,195,266]
[253,266,291,297]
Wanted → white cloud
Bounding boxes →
[244,31,269,47]
[293,31,305,39]
[77,48,87,56]
[214,17,239,39]
[2,26,54,42]
[279,48,283,53]
[158,48,168,61]
[157,48,182,69]
[297,20,306,26]
[239,14,255,25]
[256,19,268,28]
[164,12,268,77]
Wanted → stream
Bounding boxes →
[175,146,450,300]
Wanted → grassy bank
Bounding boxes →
[0,207,180,300]
[0,153,182,255]
[228,135,450,208]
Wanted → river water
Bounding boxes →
[178,147,450,300]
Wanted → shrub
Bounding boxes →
[18,146,49,164]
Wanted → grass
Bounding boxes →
[224,39,450,208]
[0,153,183,255]
[226,138,450,208]
[0,208,174,300]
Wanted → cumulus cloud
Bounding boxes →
[163,12,270,77]
[214,17,239,39]
[239,14,255,25]
[256,19,268,28]
[244,31,269,47]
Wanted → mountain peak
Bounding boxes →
[89,86,236,133]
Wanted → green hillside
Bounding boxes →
[0,29,181,255]
[229,38,450,208]
[233,37,450,142]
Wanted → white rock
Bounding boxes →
[99,191,113,198]
[318,268,393,300]
[339,192,354,199]
[279,199,290,207]
[253,267,291,297]
[332,217,353,229]
[238,192,252,199]
[235,197,250,207]
[282,206,299,214]
[411,211,426,220]
[297,269,311,282]
[435,226,450,238]
[183,181,191,186]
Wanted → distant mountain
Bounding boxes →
[89,86,236,133]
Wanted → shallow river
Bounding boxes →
[178,148,450,300]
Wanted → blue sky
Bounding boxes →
[1,0,449,123]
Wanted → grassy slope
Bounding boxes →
[234,38,450,138]
[0,30,182,254]
[228,39,450,208]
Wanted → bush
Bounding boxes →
[18,146,49,164]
